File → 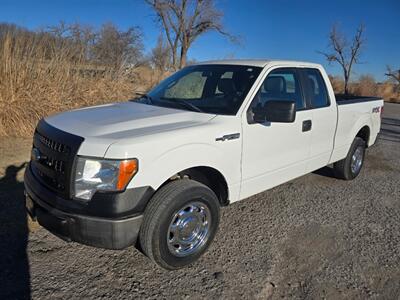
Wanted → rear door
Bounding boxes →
[240,67,313,199]
[299,68,337,172]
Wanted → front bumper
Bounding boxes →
[24,165,148,250]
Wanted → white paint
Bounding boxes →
[44,60,384,204]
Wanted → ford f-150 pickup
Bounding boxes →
[25,60,383,269]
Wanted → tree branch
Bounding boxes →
[319,23,365,95]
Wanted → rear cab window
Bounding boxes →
[301,68,330,108]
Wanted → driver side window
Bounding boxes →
[250,68,305,111]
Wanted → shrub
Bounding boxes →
[329,74,400,103]
[0,23,160,137]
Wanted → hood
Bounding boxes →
[45,101,215,157]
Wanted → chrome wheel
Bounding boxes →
[351,146,364,174]
[167,201,211,257]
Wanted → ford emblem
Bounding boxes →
[31,147,41,162]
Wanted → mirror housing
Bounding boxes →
[252,100,296,123]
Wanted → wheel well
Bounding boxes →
[162,167,229,206]
[356,126,370,147]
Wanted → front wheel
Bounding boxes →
[333,137,366,180]
[139,179,220,270]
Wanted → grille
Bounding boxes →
[36,131,70,153]
[32,165,66,191]
[30,120,84,198]
[36,148,65,172]
[32,132,68,192]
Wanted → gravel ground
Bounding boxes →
[0,103,399,299]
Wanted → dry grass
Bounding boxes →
[329,75,400,103]
[0,31,162,137]
[1,27,398,138]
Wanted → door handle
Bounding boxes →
[215,133,240,142]
[302,120,312,132]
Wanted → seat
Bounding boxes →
[216,78,239,113]
[308,77,317,102]
[217,78,237,98]
[265,76,286,97]
[257,76,286,105]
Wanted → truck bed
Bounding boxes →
[335,94,382,105]
[329,95,384,164]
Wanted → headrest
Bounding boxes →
[308,78,316,94]
[265,76,285,93]
[218,78,236,95]
[232,72,250,92]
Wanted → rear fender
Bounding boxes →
[330,113,371,163]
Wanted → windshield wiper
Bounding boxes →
[159,97,203,113]
[132,92,154,104]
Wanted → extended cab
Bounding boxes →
[25,60,383,269]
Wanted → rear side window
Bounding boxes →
[250,68,305,110]
[303,68,330,108]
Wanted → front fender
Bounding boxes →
[104,115,243,202]
[130,143,240,195]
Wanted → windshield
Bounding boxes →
[139,64,262,115]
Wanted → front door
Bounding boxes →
[240,67,312,199]
[299,68,337,172]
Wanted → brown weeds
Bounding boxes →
[0,25,398,137]
[0,29,159,137]
[329,75,400,103]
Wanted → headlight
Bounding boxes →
[74,157,138,201]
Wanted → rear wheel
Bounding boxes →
[333,137,366,180]
[139,179,220,270]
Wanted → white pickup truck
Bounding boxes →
[25,60,383,269]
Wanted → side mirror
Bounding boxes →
[252,100,296,123]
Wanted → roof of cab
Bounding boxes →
[196,59,321,68]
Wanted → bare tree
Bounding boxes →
[68,23,95,42]
[146,0,236,69]
[151,34,171,73]
[43,21,145,69]
[45,21,96,62]
[319,24,365,95]
[93,23,143,69]
[65,23,96,62]
[47,21,69,39]
[146,0,179,69]
[385,66,400,91]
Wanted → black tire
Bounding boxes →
[333,137,366,180]
[139,179,220,270]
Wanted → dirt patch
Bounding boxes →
[366,153,397,172]
[0,106,400,299]
[260,224,345,299]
